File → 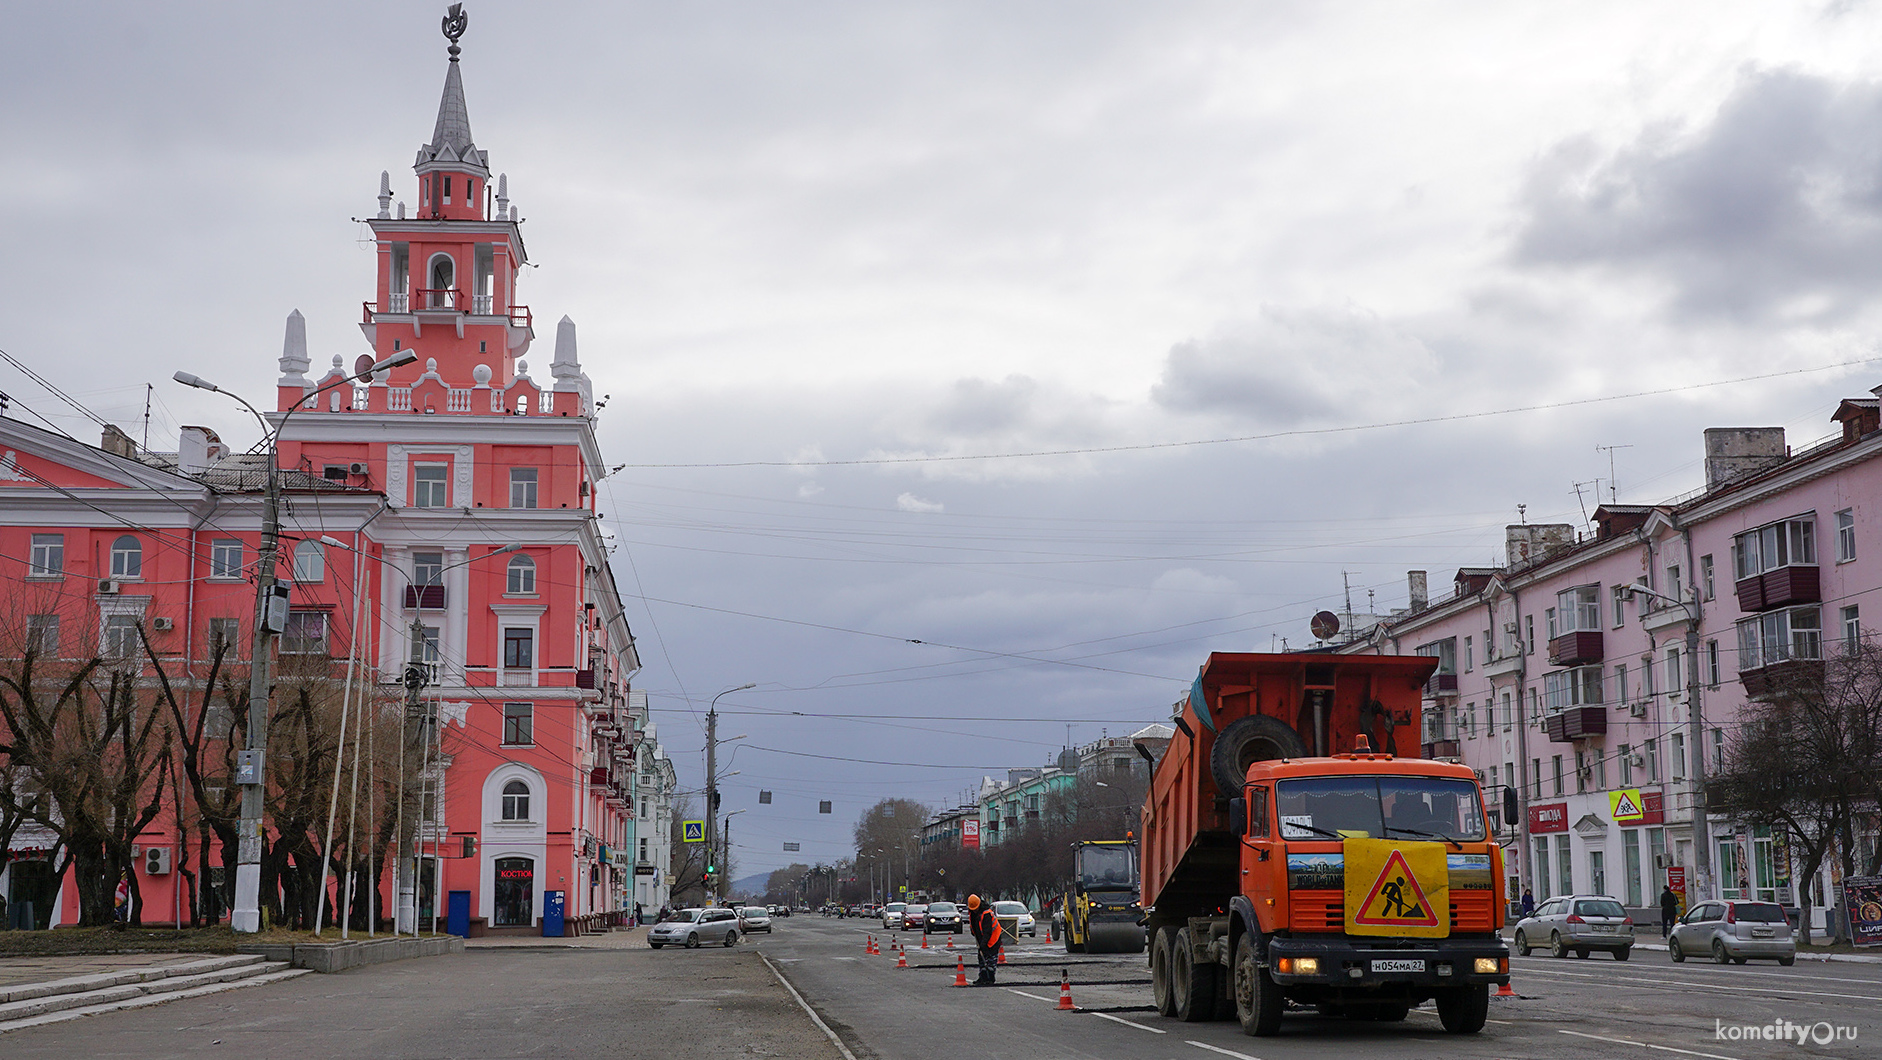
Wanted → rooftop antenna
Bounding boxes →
[1517,503,1527,524]
[1596,444,1632,503]
[142,383,152,451]
[1571,481,1596,532]
[1341,570,1355,629]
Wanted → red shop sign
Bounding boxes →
[1528,802,1568,834]
[497,869,533,880]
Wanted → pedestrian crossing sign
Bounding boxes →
[1609,788,1645,824]
[682,820,705,843]
[1344,838,1449,937]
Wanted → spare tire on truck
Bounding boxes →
[1210,715,1306,795]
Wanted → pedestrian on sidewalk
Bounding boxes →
[113,877,130,927]
[1660,885,1678,937]
[1518,887,1534,920]
[634,901,644,928]
[967,894,1003,986]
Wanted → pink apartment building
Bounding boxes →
[0,15,669,932]
[1339,386,1882,934]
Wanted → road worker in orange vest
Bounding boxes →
[967,894,1003,986]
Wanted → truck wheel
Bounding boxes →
[1436,983,1489,1034]
[1210,715,1307,794]
[1152,928,1177,1017]
[1064,932,1084,954]
[1172,930,1217,1022]
[1233,934,1283,1037]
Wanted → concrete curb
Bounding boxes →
[1504,932,1882,965]
[236,933,464,972]
[0,954,262,1005]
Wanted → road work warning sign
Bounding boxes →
[1344,838,1449,937]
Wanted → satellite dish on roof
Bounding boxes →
[354,354,377,377]
[1058,748,1079,773]
[1310,611,1341,640]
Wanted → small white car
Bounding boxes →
[738,906,774,934]
[648,907,741,949]
[993,900,1037,938]
[881,901,907,930]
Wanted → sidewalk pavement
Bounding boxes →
[0,954,206,990]
[1499,929,1882,964]
[463,925,650,949]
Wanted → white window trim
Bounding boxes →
[492,604,546,688]
[384,444,475,510]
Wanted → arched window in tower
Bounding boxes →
[427,253,456,309]
[110,535,142,579]
[292,540,325,583]
[501,779,530,821]
[506,554,536,595]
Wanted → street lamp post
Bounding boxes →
[1626,583,1713,903]
[175,351,413,933]
[705,682,754,904]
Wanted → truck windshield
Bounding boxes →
[1275,776,1485,841]
[1078,845,1136,889]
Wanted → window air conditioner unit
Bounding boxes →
[1654,854,1668,869]
[151,617,175,632]
[1628,702,1648,718]
[1629,753,1645,768]
[143,847,171,875]
[97,578,121,595]
[349,462,370,475]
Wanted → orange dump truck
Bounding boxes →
[1140,653,1509,1037]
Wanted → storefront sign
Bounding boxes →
[1843,876,1882,947]
[1667,865,1687,918]
[962,818,980,850]
[634,865,657,876]
[1639,790,1664,825]
[1528,802,1568,834]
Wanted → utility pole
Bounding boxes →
[232,446,284,933]
[396,618,428,933]
[704,683,754,906]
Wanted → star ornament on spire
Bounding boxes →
[442,4,468,60]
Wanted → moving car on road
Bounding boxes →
[738,907,774,934]
[1669,900,1796,965]
[648,907,742,949]
[924,901,964,934]
[881,901,907,930]
[1513,894,1635,960]
[903,903,929,931]
[992,901,1037,938]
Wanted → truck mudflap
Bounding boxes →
[1264,935,1510,989]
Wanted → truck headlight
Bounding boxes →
[1276,957,1318,975]
[1474,957,1504,975]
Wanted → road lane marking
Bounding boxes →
[1186,1040,1263,1059]
[757,951,859,1060]
[1087,1011,1166,1033]
[1007,990,1057,1002]
[1519,968,1882,1002]
[1559,1029,1741,1060]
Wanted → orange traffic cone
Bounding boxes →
[953,956,968,987]
[867,935,876,955]
[1057,968,1075,1011]
[921,933,929,949]
[897,946,908,969]
[1495,978,1516,998]
[998,947,1008,965]
[947,934,955,949]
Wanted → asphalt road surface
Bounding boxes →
[768,915,1881,1060]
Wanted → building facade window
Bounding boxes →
[110,535,141,579]
[1618,743,1633,786]
[209,617,240,658]
[1733,515,1816,580]
[1556,585,1601,633]
[210,539,243,579]
[102,613,139,658]
[1643,738,1658,782]
[292,540,325,583]
[501,779,530,821]
[414,463,449,507]
[281,611,328,654]
[29,533,63,577]
[1735,606,1823,671]
[506,554,536,595]
[1525,615,1536,654]
[1542,666,1603,712]
[502,627,534,683]
[1836,509,1855,563]
[1843,605,1862,651]
[1665,647,1683,694]
[1701,554,1715,600]
[26,613,58,655]
[1671,732,1685,781]
[502,702,533,746]
[1552,755,1564,796]
[510,468,538,509]
[1611,586,1627,628]
[1707,640,1721,686]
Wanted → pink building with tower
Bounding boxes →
[0,11,669,933]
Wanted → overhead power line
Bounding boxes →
[619,358,1873,469]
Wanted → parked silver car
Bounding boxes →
[1669,899,1796,965]
[992,900,1037,938]
[648,907,741,949]
[1512,894,1635,960]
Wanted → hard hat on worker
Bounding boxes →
[967,894,980,909]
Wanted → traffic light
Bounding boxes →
[711,789,721,812]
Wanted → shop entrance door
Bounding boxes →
[493,857,535,927]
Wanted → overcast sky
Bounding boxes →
[7,1,1882,878]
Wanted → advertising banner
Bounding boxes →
[1843,875,1882,947]
[962,817,980,850]
[1528,802,1568,834]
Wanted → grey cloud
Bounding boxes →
[1151,304,1436,423]
[1515,69,1882,323]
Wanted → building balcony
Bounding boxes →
[1735,566,1820,613]
[1423,739,1460,759]
[1544,706,1608,743]
[361,297,532,329]
[1424,672,1459,698]
[1482,652,1525,680]
[588,766,610,789]
[1548,631,1604,668]
[576,668,597,689]
[1738,658,1825,700]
